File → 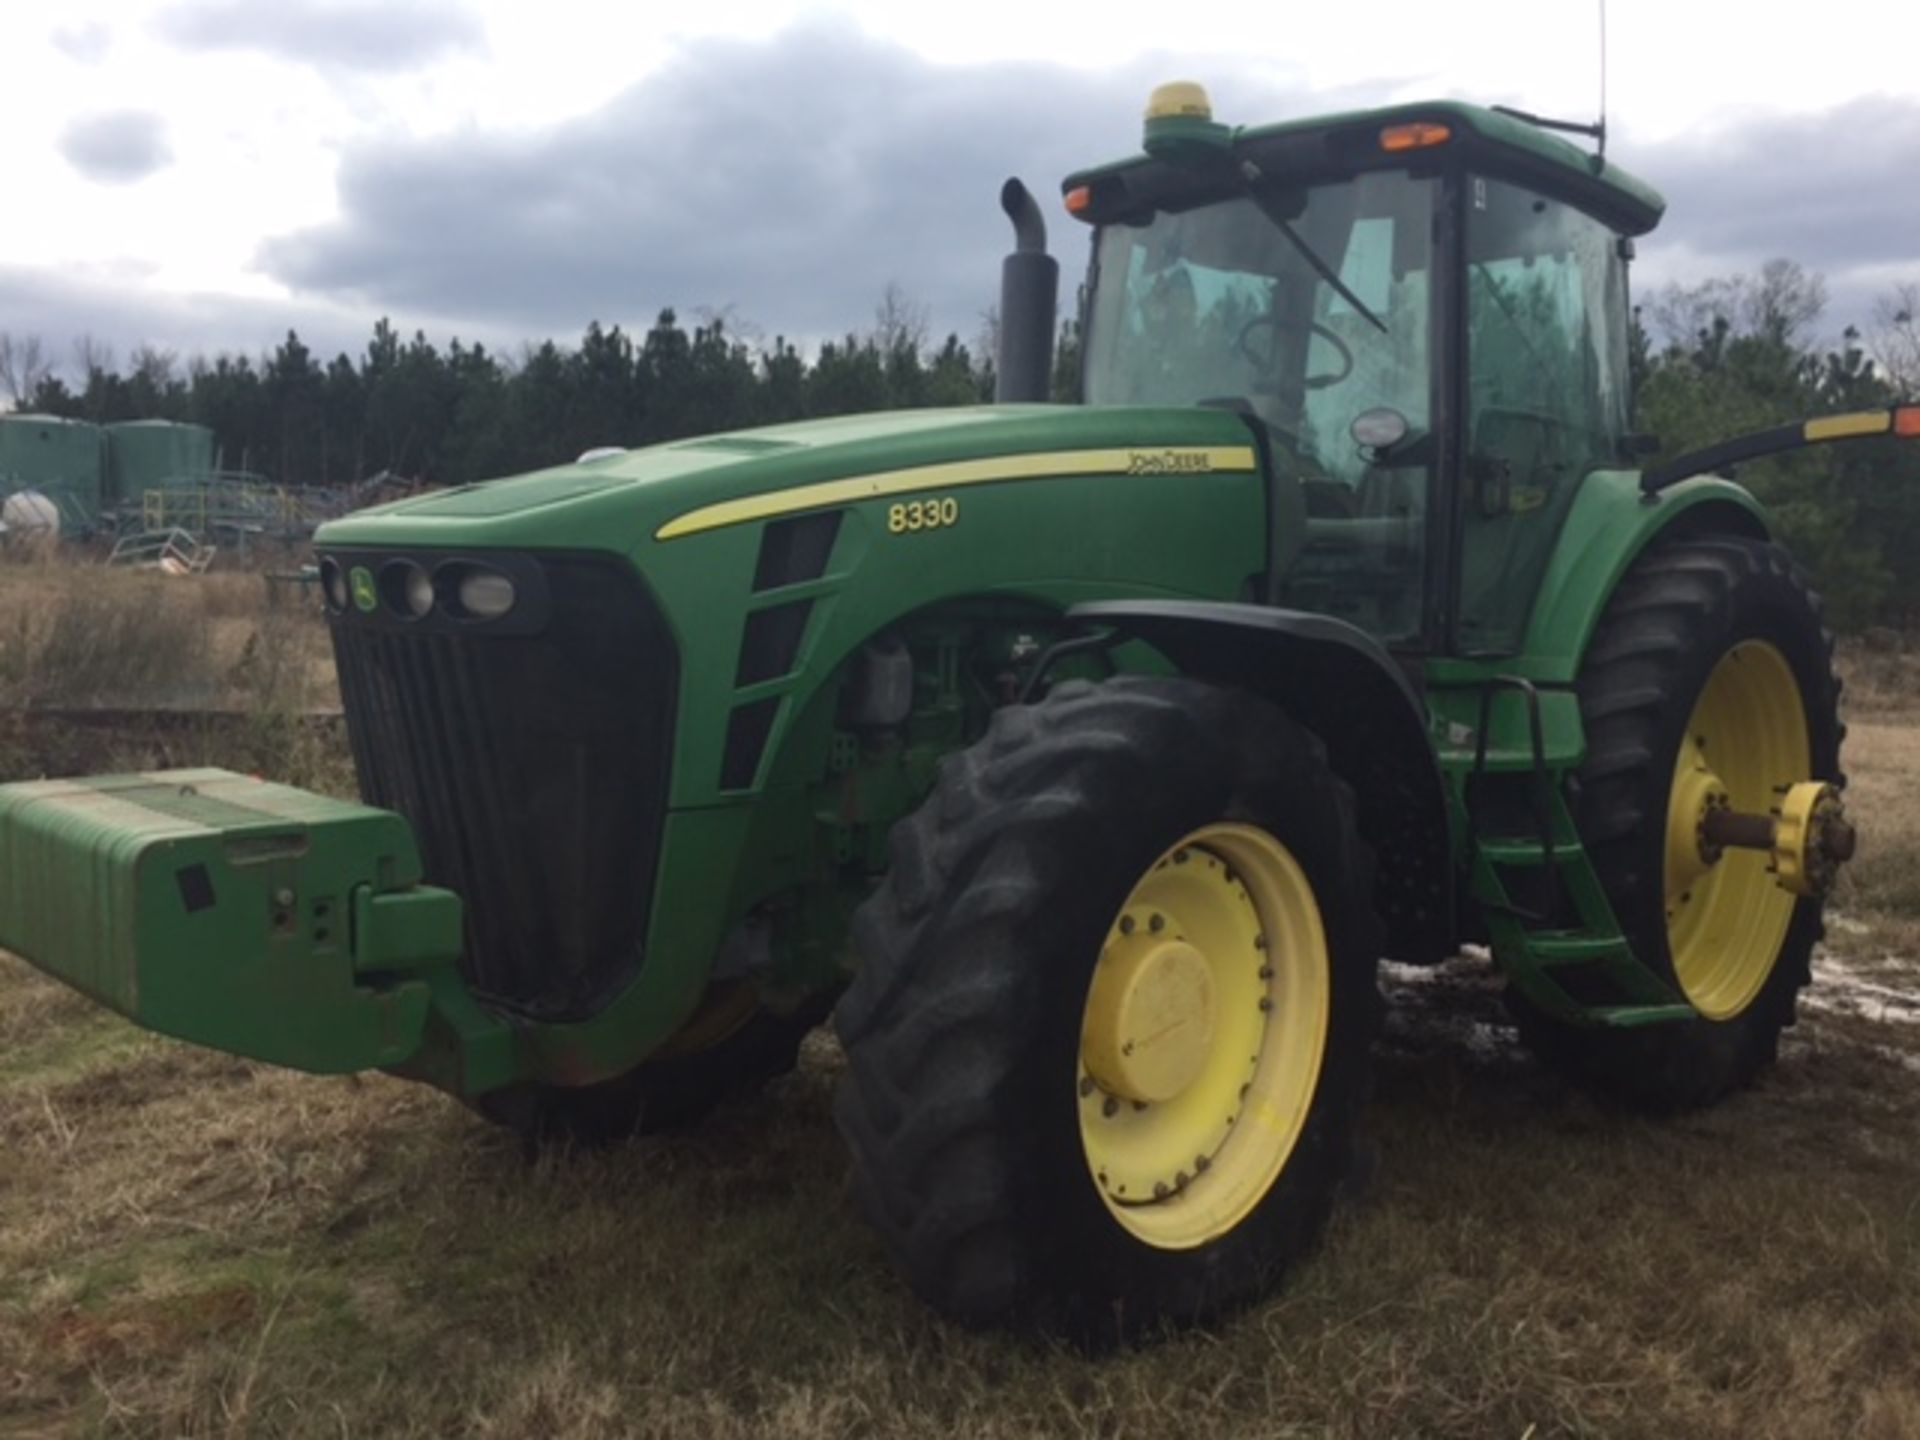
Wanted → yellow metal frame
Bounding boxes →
[1078,823,1330,1250]
[1664,641,1810,1021]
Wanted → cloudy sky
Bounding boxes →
[5,0,1917,373]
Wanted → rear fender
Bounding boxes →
[1436,472,1771,686]
[1067,600,1456,962]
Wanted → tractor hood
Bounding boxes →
[315,403,1256,553]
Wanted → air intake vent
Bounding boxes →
[735,601,812,687]
[752,511,842,591]
[720,698,781,791]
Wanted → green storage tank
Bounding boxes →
[105,420,216,506]
[0,415,106,525]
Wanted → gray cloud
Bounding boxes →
[59,111,173,184]
[258,25,1326,344]
[52,22,112,63]
[259,30,1920,350]
[155,0,483,74]
[25,31,1919,364]
[1618,97,1920,281]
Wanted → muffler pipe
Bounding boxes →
[994,178,1059,403]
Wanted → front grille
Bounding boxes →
[330,554,677,1021]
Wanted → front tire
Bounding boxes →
[834,677,1382,1341]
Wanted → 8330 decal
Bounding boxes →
[887,496,960,534]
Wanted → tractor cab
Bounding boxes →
[1061,88,1661,654]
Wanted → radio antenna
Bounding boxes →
[1490,0,1610,172]
[1597,0,1609,164]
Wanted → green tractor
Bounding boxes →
[1,84,1900,1339]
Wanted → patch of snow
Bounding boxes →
[1805,952,1920,1025]
[1377,952,1526,1065]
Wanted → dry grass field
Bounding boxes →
[1,561,1917,1438]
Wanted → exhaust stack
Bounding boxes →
[994,178,1059,404]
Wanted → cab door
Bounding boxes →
[1455,176,1634,655]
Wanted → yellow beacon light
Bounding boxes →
[1143,81,1230,161]
[1146,81,1213,122]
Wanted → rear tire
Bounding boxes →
[835,677,1382,1341]
[1516,535,1843,1110]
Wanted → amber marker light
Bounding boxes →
[1065,186,1092,216]
[1381,121,1452,152]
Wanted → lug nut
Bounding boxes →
[1149,913,1165,933]
[1103,1097,1119,1118]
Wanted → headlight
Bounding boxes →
[454,567,516,620]
[407,566,435,617]
[319,558,347,612]
[380,560,434,618]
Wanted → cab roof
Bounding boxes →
[1063,99,1665,237]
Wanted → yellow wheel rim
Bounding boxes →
[1665,641,1810,1020]
[1078,823,1330,1250]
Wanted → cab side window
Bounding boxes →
[1458,178,1630,654]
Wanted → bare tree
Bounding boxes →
[129,343,179,391]
[71,333,117,386]
[872,282,929,357]
[692,303,763,348]
[1870,282,1920,397]
[976,304,1001,371]
[0,332,53,408]
[1745,259,1827,346]
[1647,260,1828,351]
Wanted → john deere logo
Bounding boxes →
[349,566,377,613]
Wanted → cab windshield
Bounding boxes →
[1083,171,1437,643]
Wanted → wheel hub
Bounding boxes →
[1670,757,1854,905]
[1083,927,1216,1103]
[1666,740,1731,896]
[1769,780,1855,898]
[1077,824,1331,1249]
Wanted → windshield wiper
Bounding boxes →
[1238,159,1388,335]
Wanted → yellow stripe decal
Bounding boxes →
[1805,411,1891,442]
[655,445,1258,540]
